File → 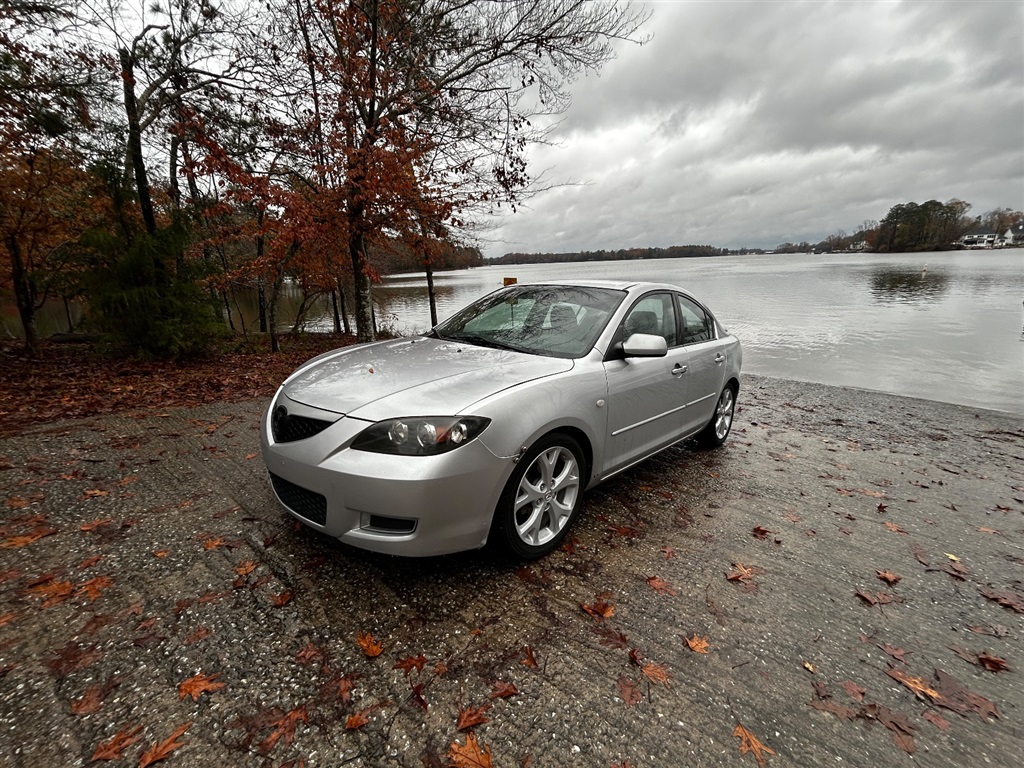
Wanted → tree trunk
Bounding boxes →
[8,235,39,354]
[268,271,283,353]
[119,48,157,239]
[337,279,351,336]
[256,210,268,333]
[331,290,341,333]
[349,228,374,343]
[258,278,268,333]
[425,260,438,327]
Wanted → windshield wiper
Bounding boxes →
[445,332,521,352]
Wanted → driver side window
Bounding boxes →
[623,293,677,347]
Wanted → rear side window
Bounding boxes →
[676,295,713,344]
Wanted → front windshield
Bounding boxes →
[433,285,626,359]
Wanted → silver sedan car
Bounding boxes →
[261,280,741,558]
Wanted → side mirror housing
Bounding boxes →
[622,333,668,358]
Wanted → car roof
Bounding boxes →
[515,279,690,294]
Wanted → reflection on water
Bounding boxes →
[869,267,949,303]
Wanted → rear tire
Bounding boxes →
[698,385,736,448]
[493,434,585,559]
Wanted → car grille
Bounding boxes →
[271,406,333,443]
[270,473,327,526]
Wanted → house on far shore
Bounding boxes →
[1004,222,1024,247]
[959,227,999,249]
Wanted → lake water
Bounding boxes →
[363,251,1024,416]
[5,250,1021,415]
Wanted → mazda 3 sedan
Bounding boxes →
[261,280,741,558]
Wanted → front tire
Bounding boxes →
[698,384,736,448]
[494,434,585,559]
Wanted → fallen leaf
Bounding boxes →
[752,526,772,539]
[967,624,1009,637]
[488,681,518,699]
[581,593,616,619]
[862,703,916,755]
[616,675,642,706]
[29,580,73,607]
[1,525,58,548]
[840,680,866,701]
[909,542,929,566]
[733,723,775,767]
[521,646,538,668]
[448,732,493,768]
[411,682,428,712]
[356,631,383,658]
[70,686,104,715]
[886,668,939,700]
[883,521,907,534]
[685,634,710,654]
[75,576,113,602]
[978,588,1024,613]
[80,518,113,531]
[177,672,225,701]
[803,661,816,674]
[592,625,629,649]
[345,707,373,730]
[878,644,908,664]
[457,703,491,731]
[922,710,951,730]
[393,655,427,676]
[257,706,307,754]
[234,560,257,575]
[91,725,143,761]
[645,575,677,596]
[46,643,100,679]
[725,563,758,585]
[641,661,670,687]
[876,570,901,585]
[932,669,999,719]
[944,553,960,562]
[138,722,191,768]
[809,696,857,721]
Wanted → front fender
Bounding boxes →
[471,355,609,487]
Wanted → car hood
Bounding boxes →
[281,337,573,419]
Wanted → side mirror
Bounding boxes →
[622,333,668,358]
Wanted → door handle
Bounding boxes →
[672,364,688,376]
[714,354,725,364]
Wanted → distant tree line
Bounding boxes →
[494,244,724,264]
[775,200,1022,254]
[495,198,1022,264]
[374,241,484,274]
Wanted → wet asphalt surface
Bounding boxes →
[1,374,1022,767]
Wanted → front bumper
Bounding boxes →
[259,397,511,557]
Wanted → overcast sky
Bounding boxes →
[482,0,1024,257]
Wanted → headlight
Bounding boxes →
[351,417,490,455]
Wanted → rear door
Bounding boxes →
[676,293,729,435]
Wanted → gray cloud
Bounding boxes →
[483,0,1024,256]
